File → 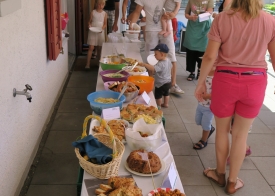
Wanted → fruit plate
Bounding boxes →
[124,159,166,177]
[148,188,186,196]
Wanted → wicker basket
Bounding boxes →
[74,115,125,179]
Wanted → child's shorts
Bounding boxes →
[195,104,214,131]
[211,66,267,118]
[155,82,171,99]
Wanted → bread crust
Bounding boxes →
[126,149,162,174]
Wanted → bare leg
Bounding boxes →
[161,96,169,108]
[229,114,254,183]
[141,26,146,41]
[193,129,210,149]
[156,98,162,108]
[203,115,231,180]
[86,45,94,68]
[171,62,176,86]
[159,18,167,35]
[163,20,171,37]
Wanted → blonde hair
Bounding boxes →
[95,0,106,7]
[230,0,263,21]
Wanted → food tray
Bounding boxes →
[84,175,135,196]
[89,118,129,143]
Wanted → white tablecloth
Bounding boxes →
[81,43,185,196]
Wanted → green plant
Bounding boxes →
[264,3,275,11]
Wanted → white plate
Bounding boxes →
[147,54,158,66]
[89,27,102,33]
[139,22,146,27]
[89,119,128,143]
[125,159,166,176]
[122,65,146,75]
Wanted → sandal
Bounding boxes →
[187,73,195,81]
[225,177,244,195]
[193,140,208,150]
[208,125,215,139]
[203,168,226,187]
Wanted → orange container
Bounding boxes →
[127,75,154,95]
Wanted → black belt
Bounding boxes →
[217,70,264,75]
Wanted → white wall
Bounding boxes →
[0,0,69,195]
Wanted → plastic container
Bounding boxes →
[99,70,130,83]
[104,82,140,103]
[122,66,146,75]
[127,75,154,95]
[87,91,126,115]
[100,56,126,70]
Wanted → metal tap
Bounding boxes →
[13,84,33,102]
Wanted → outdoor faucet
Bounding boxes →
[13,84,33,102]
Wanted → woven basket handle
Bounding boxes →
[81,115,118,158]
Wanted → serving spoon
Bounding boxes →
[118,83,128,100]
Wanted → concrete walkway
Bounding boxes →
[23,51,275,196]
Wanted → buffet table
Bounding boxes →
[80,43,185,196]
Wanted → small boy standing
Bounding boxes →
[193,68,215,150]
[139,43,172,108]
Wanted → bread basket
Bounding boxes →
[74,115,125,179]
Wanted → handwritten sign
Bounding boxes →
[101,107,121,120]
[161,163,177,189]
[135,91,150,105]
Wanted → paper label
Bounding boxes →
[136,91,150,105]
[141,72,149,76]
[102,107,121,120]
[161,163,177,189]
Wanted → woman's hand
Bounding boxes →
[121,15,126,24]
[191,15,198,21]
[194,83,207,102]
[138,62,144,67]
[212,13,218,18]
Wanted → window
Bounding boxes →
[180,0,188,9]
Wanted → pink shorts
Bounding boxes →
[210,66,267,118]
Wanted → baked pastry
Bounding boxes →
[99,184,113,192]
[108,176,135,189]
[95,188,107,195]
[126,149,162,174]
[108,185,142,196]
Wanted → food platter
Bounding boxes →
[89,118,129,143]
[124,159,166,177]
[148,188,185,196]
[120,104,163,124]
[84,175,135,196]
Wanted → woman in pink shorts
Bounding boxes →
[194,0,275,194]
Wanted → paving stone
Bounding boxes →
[164,114,187,133]
[42,131,80,154]
[183,185,217,196]
[166,133,197,156]
[247,134,275,156]
[51,113,91,131]
[174,156,211,186]
[63,87,95,99]
[58,99,92,113]
[27,185,76,196]
[31,153,79,185]
[250,157,275,185]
